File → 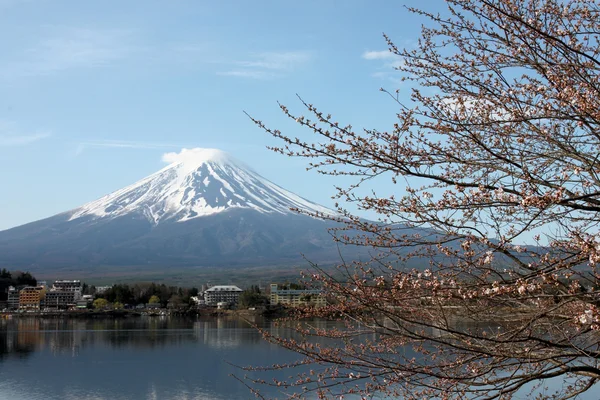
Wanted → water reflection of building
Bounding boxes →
[41,319,85,356]
[17,318,42,348]
[0,321,36,360]
[193,318,262,349]
[0,318,89,358]
[2,317,271,361]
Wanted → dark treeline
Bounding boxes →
[0,269,37,301]
[238,285,269,308]
[280,282,307,290]
[94,283,199,307]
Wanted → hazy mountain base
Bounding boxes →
[0,209,353,269]
[24,256,432,287]
[24,264,311,287]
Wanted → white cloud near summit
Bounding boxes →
[162,148,226,164]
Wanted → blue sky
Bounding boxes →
[0,0,438,230]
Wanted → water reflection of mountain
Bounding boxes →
[0,316,281,359]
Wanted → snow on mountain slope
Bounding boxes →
[69,148,334,224]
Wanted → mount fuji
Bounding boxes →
[71,148,334,224]
[0,149,345,270]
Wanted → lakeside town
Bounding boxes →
[1,273,326,316]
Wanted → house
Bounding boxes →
[76,299,90,309]
[204,285,243,306]
[269,283,326,307]
[190,296,205,307]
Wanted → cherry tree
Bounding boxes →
[246,0,600,399]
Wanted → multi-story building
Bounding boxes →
[52,280,82,296]
[7,286,20,310]
[269,284,326,307]
[41,280,83,310]
[44,291,78,310]
[204,285,243,306]
[19,286,45,311]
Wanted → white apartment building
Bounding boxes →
[204,285,243,306]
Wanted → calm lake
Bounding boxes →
[1,316,599,400]
[0,316,311,400]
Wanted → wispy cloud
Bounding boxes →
[217,70,271,80]
[164,42,223,69]
[1,27,138,78]
[0,132,51,146]
[362,50,397,60]
[238,51,311,69]
[75,139,189,155]
[362,49,402,68]
[218,51,312,79]
[0,121,51,146]
[362,49,403,83]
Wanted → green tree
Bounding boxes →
[92,298,109,310]
[167,294,184,309]
[148,295,160,304]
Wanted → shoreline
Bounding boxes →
[1,307,288,319]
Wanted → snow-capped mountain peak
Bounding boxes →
[162,148,237,173]
[69,148,333,224]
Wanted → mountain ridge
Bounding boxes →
[0,148,345,270]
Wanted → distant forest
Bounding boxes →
[92,283,199,308]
